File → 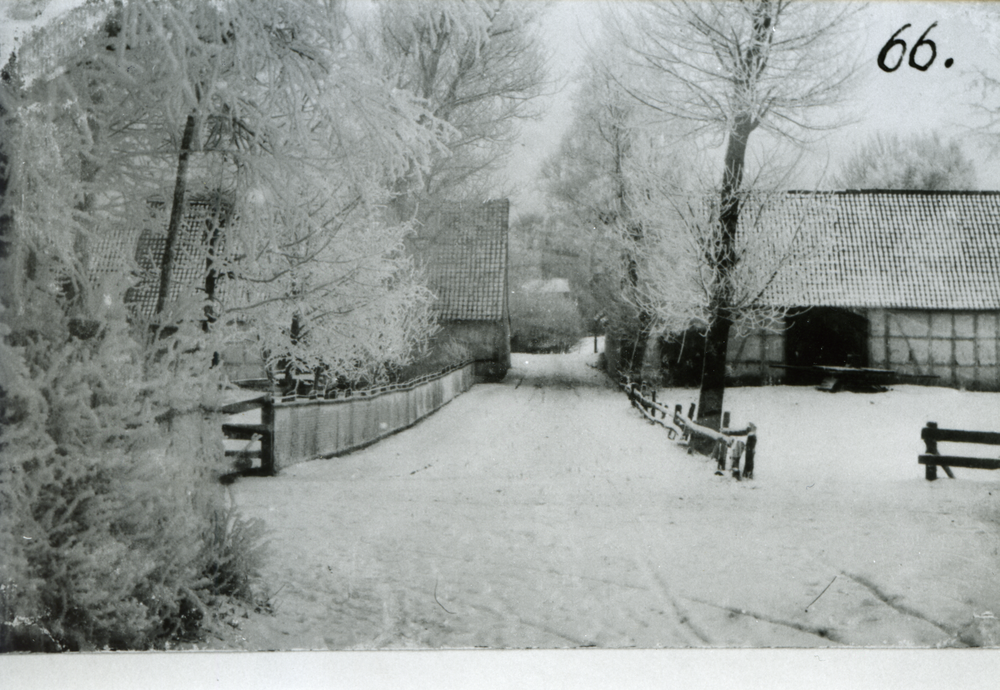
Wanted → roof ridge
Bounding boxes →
[785,189,1000,196]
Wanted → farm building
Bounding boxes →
[87,195,233,320]
[407,199,511,382]
[725,190,1000,391]
[88,197,513,383]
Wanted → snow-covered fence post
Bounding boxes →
[919,422,1000,480]
[723,423,757,479]
[221,395,275,478]
[923,421,941,481]
[744,427,756,479]
[729,439,746,478]
[711,437,732,475]
[260,398,275,475]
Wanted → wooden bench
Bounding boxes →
[770,364,937,392]
[919,422,1000,480]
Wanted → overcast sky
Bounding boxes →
[504,1,1000,219]
[4,0,1000,221]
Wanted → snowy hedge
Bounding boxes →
[0,295,267,651]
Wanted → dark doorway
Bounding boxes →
[784,307,869,384]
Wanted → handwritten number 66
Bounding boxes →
[878,22,938,72]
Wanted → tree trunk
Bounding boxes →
[640,329,663,386]
[696,112,755,433]
[0,106,10,262]
[695,1,773,434]
[154,113,197,317]
[201,193,228,331]
[697,306,733,431]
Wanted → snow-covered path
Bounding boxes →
[227,343,1000,649]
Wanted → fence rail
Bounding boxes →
[619,378,757,479]
[918,421,1000,480]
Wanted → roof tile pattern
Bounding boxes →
[762,191,1000,310]
[418,199,509,322]
[88,200,230,320]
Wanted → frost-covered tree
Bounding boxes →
[544,58,822,386]
[0,0,454,651]
[5,0,445,386]
[836,131,977,190]
[368,0,549,205]
[607,1,860,430]
[542,39,679,379]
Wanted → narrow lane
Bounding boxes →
[227,346,1000,650]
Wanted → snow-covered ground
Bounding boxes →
[222,340,1000,650]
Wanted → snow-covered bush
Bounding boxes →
[0,0,462,650]
[0,280,266,651]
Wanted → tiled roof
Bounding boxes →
[415,199,509,321]
[759,191,1000,310]
[88,198,232,320]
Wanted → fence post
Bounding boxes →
[261,397,275,475]
[924,421,938,481]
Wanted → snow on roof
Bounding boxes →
[416,199,509,322]
[88,197,232,320]
[761,190,1000,310]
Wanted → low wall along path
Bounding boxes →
[224,362,476,472]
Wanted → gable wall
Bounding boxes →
[411,200,511,380]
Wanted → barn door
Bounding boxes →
[784,307,869,384]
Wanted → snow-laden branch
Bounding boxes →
[3,0,450,385]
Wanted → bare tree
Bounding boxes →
[609,0,861,431]
[836,131,977,190]
[368,0,549,206]
[971,4,1000,153]
[624,183,831,342]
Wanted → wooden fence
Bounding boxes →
[223,361,477,475]
[918,422,1000,480]
[619,378,757,478]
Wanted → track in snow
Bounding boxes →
[224,343,1000,650]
